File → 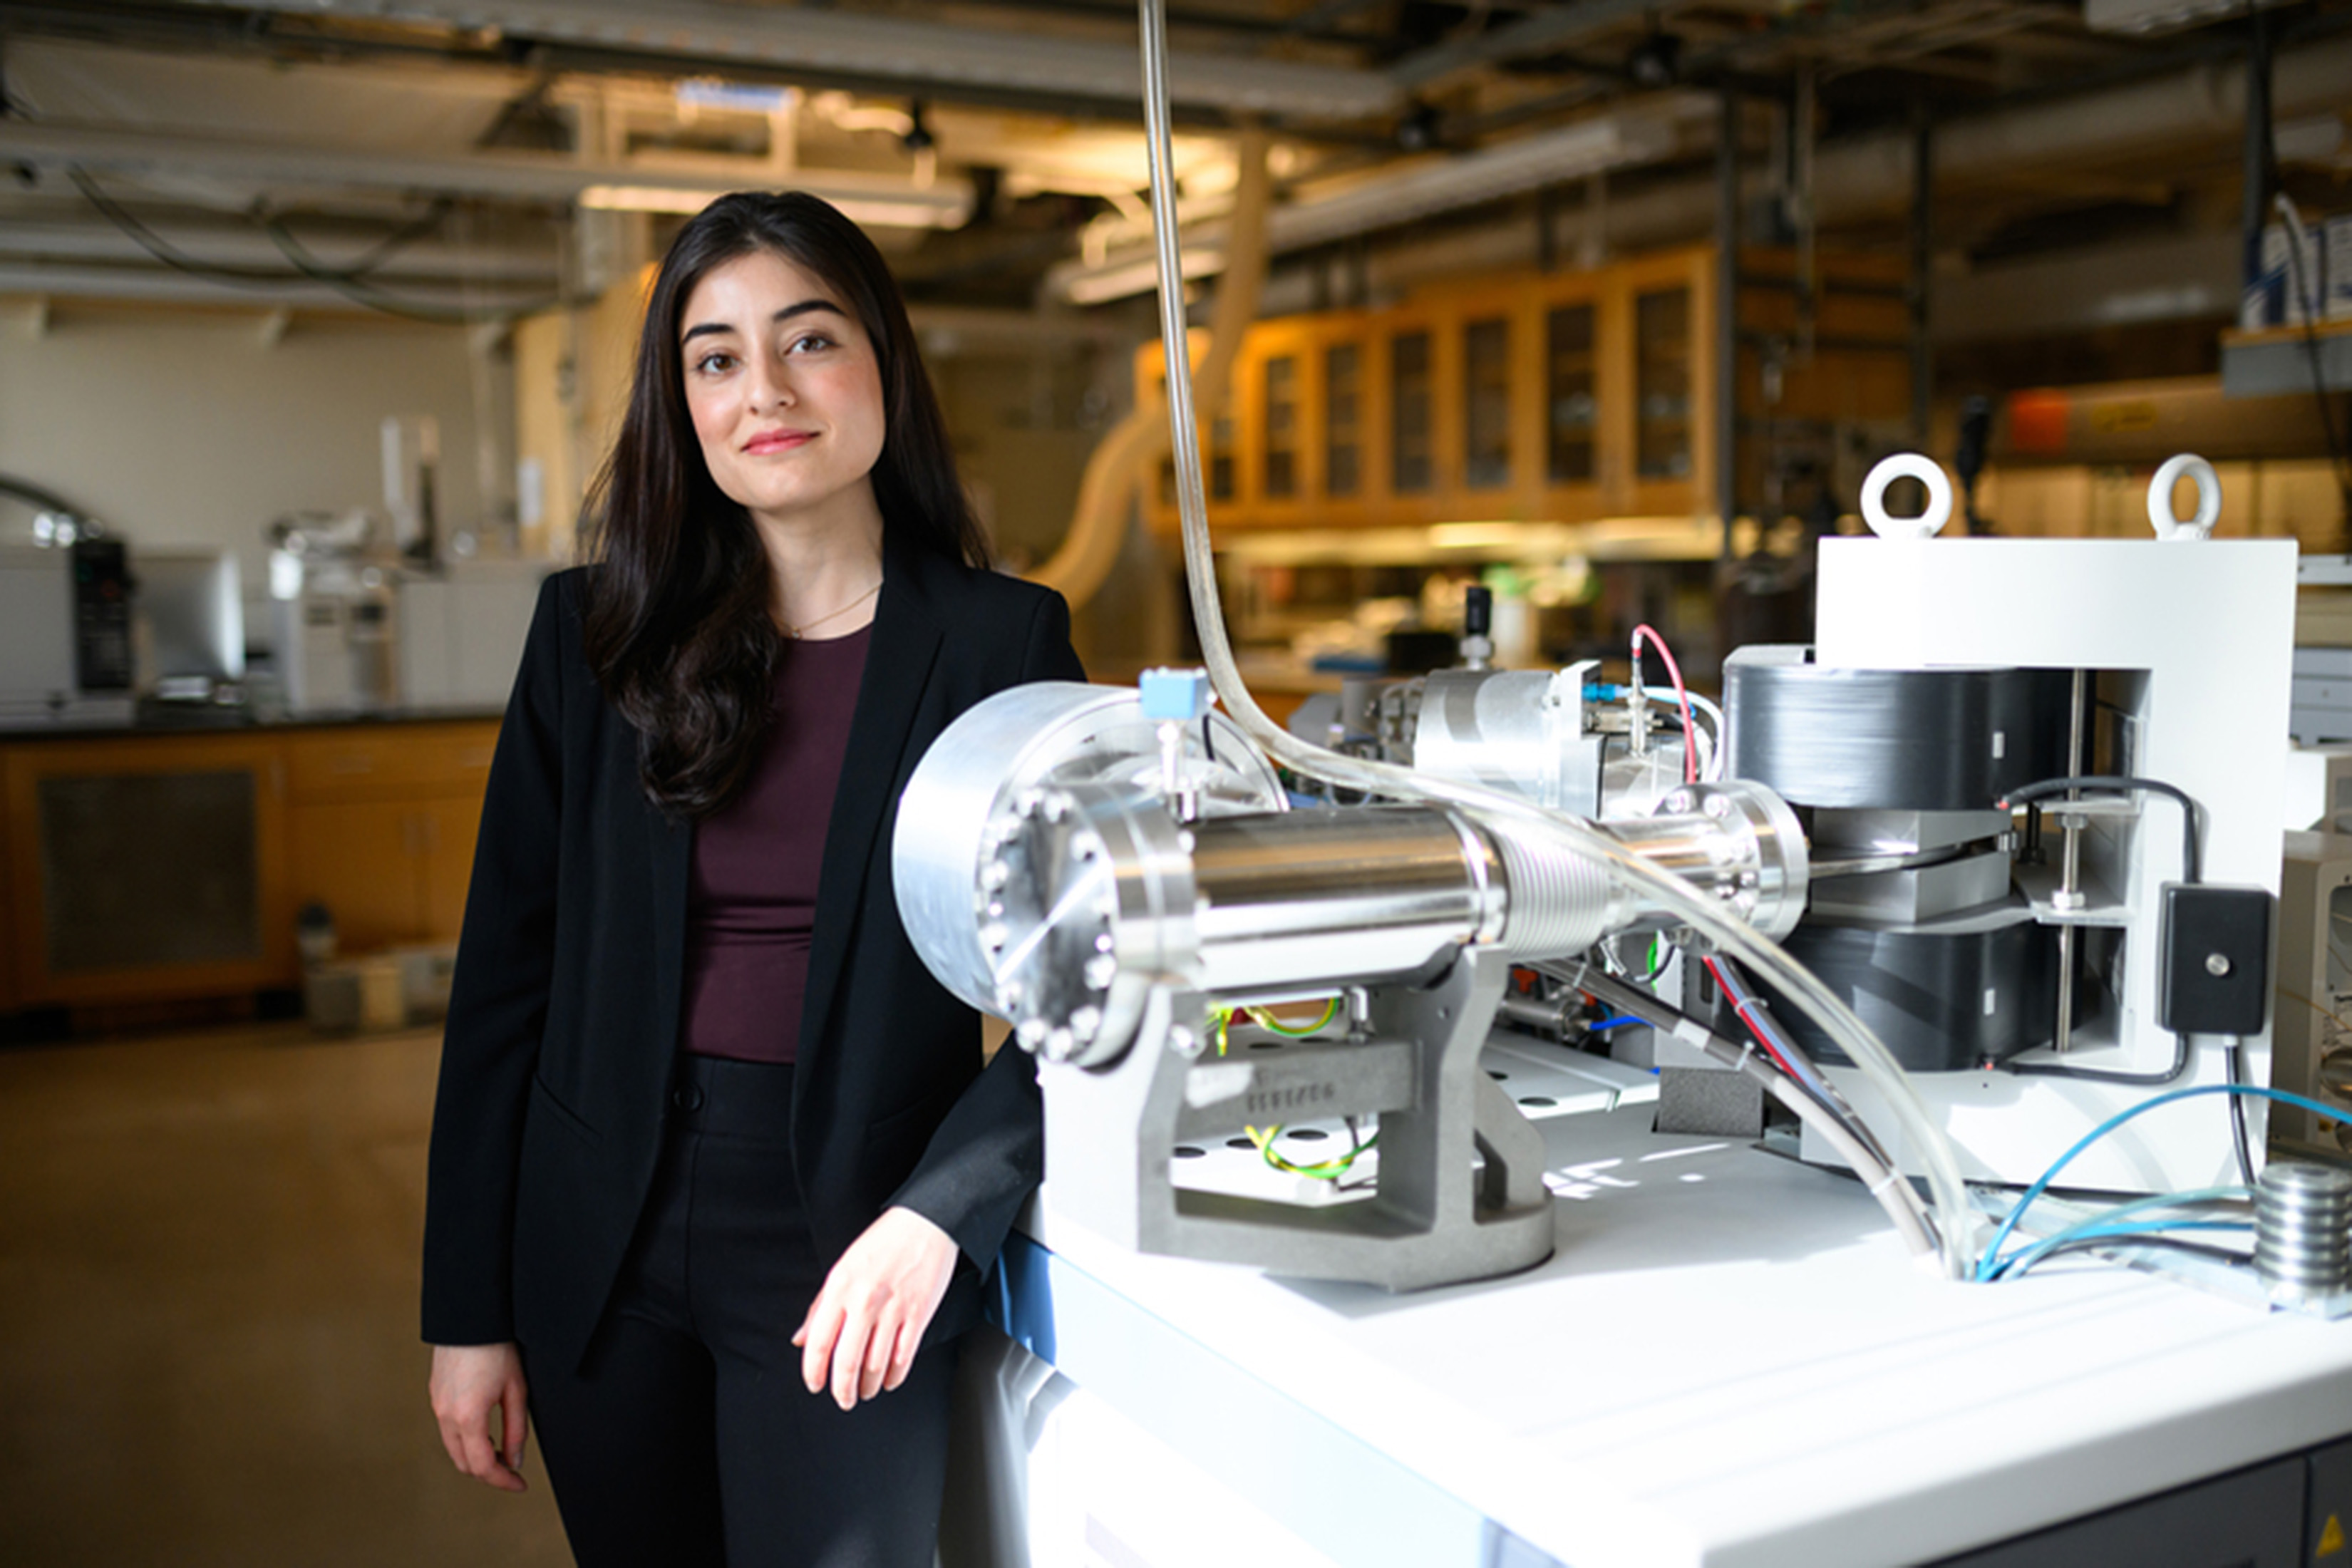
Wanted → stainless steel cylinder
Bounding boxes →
[2254,1161,2352,1303]
[1410,668,1586,810]
[893,682,1288,1017]
[1191,807,1504,994]
[980,775,1809,1066]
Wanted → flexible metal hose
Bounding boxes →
[1134,0,1974,1276]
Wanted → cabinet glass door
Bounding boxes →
[1324,342,1361,497]
[1152,371,1234,507]
[1463,316,1511,490]
[1391,330,1433,494]
[1547,304,1597,484]
[1262,354,1298,500]
[1635,287,1693,481]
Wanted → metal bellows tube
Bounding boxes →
[1492,779,1810,951]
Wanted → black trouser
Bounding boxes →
[520,1055,958,1568]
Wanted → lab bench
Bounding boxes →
[954,1098,2352,1568]
[0,709,500,1017]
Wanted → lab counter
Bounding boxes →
[1,710,502,1017]
[958,1100,2352,1568]
[0,698,505,739]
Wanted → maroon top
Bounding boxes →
[681,625,872,1063]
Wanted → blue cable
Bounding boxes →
[1587,1015,1643,1031]
[1984,1185,2251,1281]
[1974,1085,2341,1283]
[1993,1218,2252,1282]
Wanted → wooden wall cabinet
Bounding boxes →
[1138,244,1910,537]
[1139,247,1723,534]
[1,718,499,1013]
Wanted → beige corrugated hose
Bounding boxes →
[1031,127,1272,609]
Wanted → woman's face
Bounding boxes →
[678,248,887,534]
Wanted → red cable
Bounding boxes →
[1630,623,1698,785]
[1701,953,1805,1082]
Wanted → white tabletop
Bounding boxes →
[1020,1103,2352,1568]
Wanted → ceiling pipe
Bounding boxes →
[1388,0,1660,93]
[1139,31,2352,312]
[0,120,975,222]
[0,219,562,283]
[159,0,1401,122]
[0,262,552,314]
[1049,96,1713,302]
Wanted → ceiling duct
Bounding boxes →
[1050,97,1711,304]
[160,0,1402,121]
[0,120,974,227]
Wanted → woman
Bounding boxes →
[422,191,1083,1567]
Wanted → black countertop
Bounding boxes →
[0,700,505,742]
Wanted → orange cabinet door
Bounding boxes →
[288,799,428,955]
[419,798,484,944]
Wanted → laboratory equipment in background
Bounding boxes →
[267,510,548,714]
[2293,646,2352,746]
[0,538,134,728]
[396,559,548,711]
[269,515,400,715]
[134,547,245,701]
[383,415,440,567]
[2273,831,2352,1165]
[2283,743,2352,831]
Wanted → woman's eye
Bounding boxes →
[789,333,835,354]
[691,351,736,375]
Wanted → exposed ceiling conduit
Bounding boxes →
[0,220,560,282]
[0,264,550,313]
[159,0,1403,120]
[1032,128,1272,612]
[0,120,975,221]
[1387,0,1661,93]
[1050,95,1713,301]
[1090,32,2352,306]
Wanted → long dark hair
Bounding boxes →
[580,191,989,817]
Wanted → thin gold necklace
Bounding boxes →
[783,580,881,640]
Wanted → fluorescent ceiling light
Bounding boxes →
[676,80,797,115]
[579,185,720,215]
[577,182,966,229]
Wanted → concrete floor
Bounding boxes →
[0,1021,572,1566]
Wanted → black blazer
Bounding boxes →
[421,543,1085,1373]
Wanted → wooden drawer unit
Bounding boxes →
[285,723,497,804]
[284,721,500,955]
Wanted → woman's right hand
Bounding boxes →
[429,1342,530,1492]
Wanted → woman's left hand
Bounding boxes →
[793,1205,959,1410]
